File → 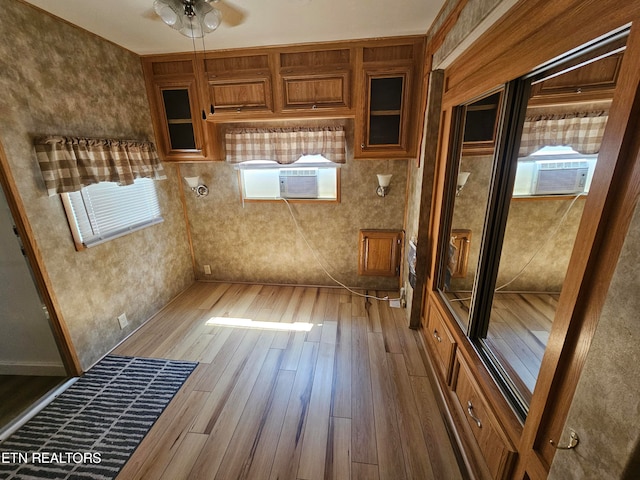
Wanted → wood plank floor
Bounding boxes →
[0,375,67,430]
[112,282,463,480]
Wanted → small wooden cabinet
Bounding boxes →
[355,40,423,158]
[448,229,472,278]
[281,71,350,111]
[143,56,209,161]
[358,229,402,277]
[279,48,351,112]
[203,53,273,117]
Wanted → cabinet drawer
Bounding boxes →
[426,302,456,383]
[453,356,516,479]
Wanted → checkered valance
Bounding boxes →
[225,126,346,164]
[35,136,166,196]
[519,111,608,157]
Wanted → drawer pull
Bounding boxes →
[433,329,442,342]
[467,401,482,428]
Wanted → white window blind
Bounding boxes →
[62,178,163,249]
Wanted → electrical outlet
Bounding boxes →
[117,313,128,329]
[203,264,212,275]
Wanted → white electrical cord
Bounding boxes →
[448,191,585,303]
[281,198,400,302]
[495,191,584,291]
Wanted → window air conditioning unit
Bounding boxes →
[532,161,589,195]
[279,169,318,198]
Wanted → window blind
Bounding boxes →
[63,178,163,249]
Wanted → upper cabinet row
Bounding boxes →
[141,37,425,161]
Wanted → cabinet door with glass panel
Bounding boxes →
[436,31,625,419]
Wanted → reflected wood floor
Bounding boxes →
[113,282,463,480]
[445,291,557,403]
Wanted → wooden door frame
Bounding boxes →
[0,138,82,377]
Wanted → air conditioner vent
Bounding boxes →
[279,169,318,198]
[533,161,589,195]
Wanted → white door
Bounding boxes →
[0,187,64,375]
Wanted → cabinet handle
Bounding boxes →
[467,401,482,428]
[312,104,317,110]
[361,143,365,149]
[433,329,442,343]
[236,107,241,113]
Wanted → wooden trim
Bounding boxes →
[516,19,640,477]
[175,164,198,279]
[442,0,640,107]
[0,139,82,376]
[426,0,470,57]
[409,70,445,328]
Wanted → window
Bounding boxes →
[236,155,340,203]
[61,178,163,250]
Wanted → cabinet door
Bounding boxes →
[358,230,402,276]
[452,355,517,480]
[208,76,273,114]
[154,78,207,161]
[357,67,412,158]
[281,71,350,110]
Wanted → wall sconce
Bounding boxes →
[184,176,209,197]
[456,171,471,196]
[376,173,393,197]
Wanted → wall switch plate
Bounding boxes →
[203,264,212,275]
[117,313,128,329]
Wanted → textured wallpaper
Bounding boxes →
[0,0,194,371]
[450,154,584,292]
[180,157,407,291]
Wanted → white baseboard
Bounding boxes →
[0,361,67,376]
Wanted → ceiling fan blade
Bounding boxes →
[215,1,247,27]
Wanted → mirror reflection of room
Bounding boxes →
[441,33,625,412]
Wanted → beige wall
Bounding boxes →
[0,0,194,370]
[449,154,584,292]
[180,157,407,290]
[549,202,640,480]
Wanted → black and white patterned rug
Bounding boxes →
[0,355,197,480]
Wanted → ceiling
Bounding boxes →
[22,0,445,56]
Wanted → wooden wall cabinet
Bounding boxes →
[208,75,273,114]
[529,51,623,106]
[203,54,273,118]
[358,229,403,277]
[355,40,423,159]
[143,57,209,161]
[279,48,351,112]
[141,37,424,161]
[281,71,350,111]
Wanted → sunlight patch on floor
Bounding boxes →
[206,317,314,332]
